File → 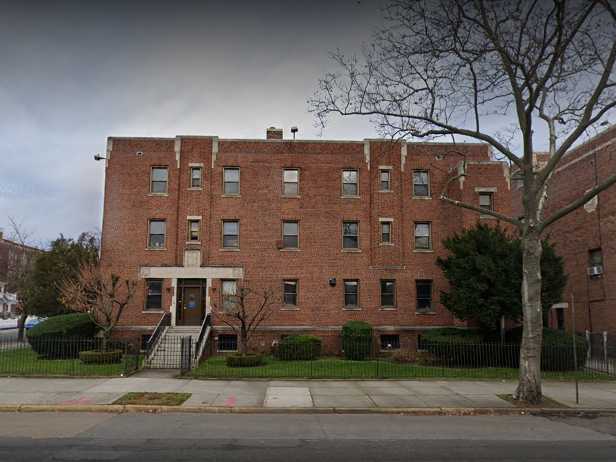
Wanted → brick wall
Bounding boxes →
[100,131,512,350]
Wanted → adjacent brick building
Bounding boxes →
[540,127,616,334]
[100,128,512,354]
[0,231,39,318]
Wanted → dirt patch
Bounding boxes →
[114,392,191,406]
[497,394,567,408]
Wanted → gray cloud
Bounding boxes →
[0,0,384,244]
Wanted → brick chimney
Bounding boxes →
[266,127,283,140]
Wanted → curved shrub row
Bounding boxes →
[274,335,322,360]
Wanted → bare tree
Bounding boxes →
[214,284,276,356]
[310,0,616,403]
[59,263,136,350]
[5,217,39,341]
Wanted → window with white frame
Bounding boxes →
[150,167,168,194]
[283,169,299,196]
[343,221,359,249]
[148,219,166,249]
[379,169,391,191]
[282,221,299,248]
[223,167,240,195]
[221,280,237,312]
[414,222,432,250]
[190,166,203,188]
[412,170,430,197]
[342,169,359,196]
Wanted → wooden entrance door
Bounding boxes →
[177,280,205,326]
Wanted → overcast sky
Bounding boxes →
[0,0,386,245]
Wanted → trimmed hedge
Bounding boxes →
[79,350,124,364]
[274,335,322,360]
[27,313,98,359]
[422,327,587,371]
[226,354,264,368]
[341,321,373,360]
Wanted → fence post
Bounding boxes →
[585,330,591,363]
[603,332,609,374]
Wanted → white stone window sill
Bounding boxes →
[186,241,201,245]
[280,248,301,252]
[341,195,361,199]
[416,311,437,315]
[413,249,434,253]
[148,193,169,197]
[380,307,397,311]
[221,194,241,198]
[142,310,165,314]
[379,190,393,193]
[343,307,361,311]
[146,248,167,251]
[280,307,300,311]
[342,249,362,253]
[379,242,394,246]
[282,195,301,199]
[412,196,432,200]
[187,187,203,191]
[219,248,240,252]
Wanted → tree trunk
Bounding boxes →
[17,312,28,342]
[239,325,248,356]
[514,230,544,404]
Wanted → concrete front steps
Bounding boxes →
[146,326,201,369]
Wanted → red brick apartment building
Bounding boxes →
[540,127,616,335]
[100,127,512,354]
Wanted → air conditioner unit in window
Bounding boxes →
[587,265,604,277]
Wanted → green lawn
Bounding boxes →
[0,347,138,377]
[190,356,614,381]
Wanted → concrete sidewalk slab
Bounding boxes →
[265,387,312,408]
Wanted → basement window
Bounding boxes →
[380,334,400,351]
[217,334,238,352]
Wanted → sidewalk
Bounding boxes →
[1,376,615,411]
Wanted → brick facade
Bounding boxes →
[540,127,616,334]
[100,129,512,353]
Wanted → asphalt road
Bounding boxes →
[0,413,614,461]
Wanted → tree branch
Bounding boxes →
[539,172,616,232]
[440,194,522,227]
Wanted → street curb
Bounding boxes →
[0,404,615,416]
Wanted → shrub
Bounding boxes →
[26,313,98,359]
[341,321,373,360]
[79,350,124,364]
[391,349,414,363]
[226,354,264,368]
[274,335,322,360]
[423,327,586,371]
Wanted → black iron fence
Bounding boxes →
[0,337,142,377]
[191,340,615,379]
[586,331,616,375]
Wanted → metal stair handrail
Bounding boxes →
[193,313,212,367]
[146,312,171,359]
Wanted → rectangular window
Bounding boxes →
[150,167,168,194]
[190,166,203,188]
[221,280,237,311]
[223,167,240,195]
[148,219,166,249]
[380,279,396,307]
[414,222,432,250]
[217,334,238,352]
[380,334,400,350]
[342,169,359,196]
[380,221,392,244]
[416,280,433,312]
[222,220,239,248]
[412,170,430,197]
[145,279,163,310]
[379,169,391,191]
[344,280,359,308]
[343,221,359,249]
[589,248,603,266]
[283,280,298,306]
[283,169,299,196]
[282,221,299,248]
[479,192,493,211]
[187,219,201,242]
